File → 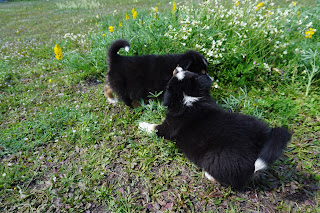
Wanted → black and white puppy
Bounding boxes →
[104,39,208,108]
[139,67,291,189]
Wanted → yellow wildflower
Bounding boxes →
[132,10,137,19]
[49,79,52,83]
[158,2,160,5]
[172,1,177,13]
[119,22,123,27]
[90,19,92,22]
[292,2,296,6]
[305,28,316,38]
[236,1,239,6]
[149,25,151,29]
[297,11,300,17]
[103,33,105,37]
[256,2,264,11]
[17,39,20,41]
[54,44,63,60]
[155,12,158,19]
[17,30,19,33]
[132,7,136,14]
[14,187,17,190]
[155,6,159,13]
[126,12,129,20]
[108,26,114,33]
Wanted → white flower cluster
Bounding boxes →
[163,0,314,64]
[63,33,89,48]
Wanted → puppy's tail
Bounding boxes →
[108,39,130,59]
[254,127,291,173]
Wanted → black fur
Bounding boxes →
[106,39,208,107]
[155,69,291,189]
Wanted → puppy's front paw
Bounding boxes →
[139,122,157,134]
[107,98,119,104]
[205,172,216,182]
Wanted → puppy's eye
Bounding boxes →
[201,70,206,74]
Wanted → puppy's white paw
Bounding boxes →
[107,98,118,104]
[205,172,216,182]
[139,122,157,134]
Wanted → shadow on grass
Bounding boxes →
[249,161,319,205]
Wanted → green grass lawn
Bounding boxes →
[0,0,319,212]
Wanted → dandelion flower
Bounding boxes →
[108,26,114,33]
[132,10,137,19]
[256,2,264,11]
[126,12,129,20]
[305,28,316,38]
[54,44,63,60]
[103,33,105,37]
[49,79,52,83]
[172,1,177,13]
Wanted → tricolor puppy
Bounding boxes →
[104,39,208,108]
[139,67,291,189]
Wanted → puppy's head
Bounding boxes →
[178,50,208,76]
[164,66,213,112]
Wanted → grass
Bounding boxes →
[0,0,320,212]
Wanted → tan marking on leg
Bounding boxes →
[104,84,114,99]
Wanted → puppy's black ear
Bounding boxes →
[179,59,192,70]
[202,57,208,68]
[196,74,212,90]
[184,61,192,70]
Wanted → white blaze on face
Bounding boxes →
[183,93,200,107]
[175,67,185,80]
[254,158,267,173]
[124,46,130,52]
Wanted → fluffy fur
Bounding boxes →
[140,68,291,189]
[104,39,209,108]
